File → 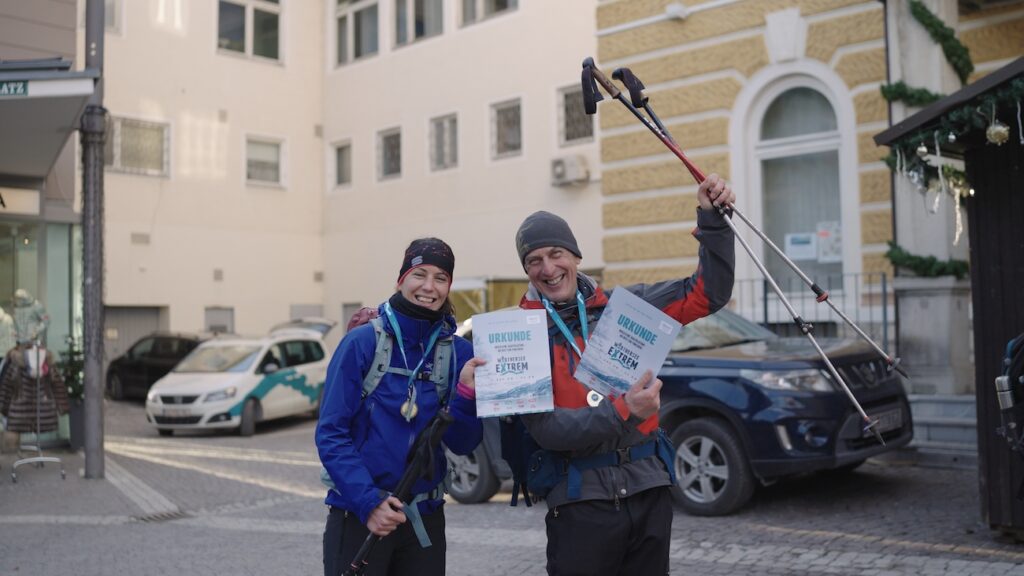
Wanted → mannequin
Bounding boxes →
[12,289,49,345]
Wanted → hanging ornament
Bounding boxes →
[986,103,1010,145]
[953,192,964,246]
[916,142,929,158]
[947,132,957,144]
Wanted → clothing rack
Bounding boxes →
[11,341,65,482]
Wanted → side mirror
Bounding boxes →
[262,362,279,374]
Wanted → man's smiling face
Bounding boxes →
[524,246,580,304]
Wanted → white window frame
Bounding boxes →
[377,127,402,180]
[460,0,518,26]
[558,84,594,146]
[429,114,458,171]
[245,135,286,187]
[336,0,379,67]
[217,0,283,62]
[395,0,443,47]
[105,115,171,177]
[334,140,353,188]
[491,98,522,160]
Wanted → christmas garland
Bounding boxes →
[909,0,974,85]
[884,242,969,279]
[883,76,1024,180]
[880,81,944,107]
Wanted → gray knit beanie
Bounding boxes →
[515,211,582,268]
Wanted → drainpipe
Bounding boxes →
[81,0,106,479]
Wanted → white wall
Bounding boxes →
[322,0,601,319]
[98,0,324,335]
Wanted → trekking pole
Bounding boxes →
[343,410,454,576]
[582,58,886,444]
[599,61,907,380]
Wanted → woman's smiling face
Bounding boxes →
[397,265,451,311]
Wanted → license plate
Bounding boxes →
[162,408,191,418]
[865,408,902,436]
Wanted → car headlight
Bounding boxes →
[204,386,238,402]
[741,369,834,393]
[147,390,160,404]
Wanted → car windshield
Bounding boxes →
[671,309,777,352]
[174,345,262,373]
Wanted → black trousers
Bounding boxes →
[323,506,446,576]
[545,486,673,576]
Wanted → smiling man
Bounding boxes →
[514,174,737,576]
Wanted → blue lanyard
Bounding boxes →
[384,303,443,421]
[541,291,589,358]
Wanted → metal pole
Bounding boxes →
[81,0,106,479]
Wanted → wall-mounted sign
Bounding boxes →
[784,232,817,261]
[0,80,28,97]
[0,187,41,216]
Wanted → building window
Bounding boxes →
[491,99,521,159]
[337,1,378,66]
[246,138,282,184]
[396,0,443,46]
[462,0,517,25]
[757,86,842,286]
[378,128,401,180]
[104,117,170,177]
[335,142,352,186]
[559,86,593,145]
[429,114,457,171]
[218,0,280,61]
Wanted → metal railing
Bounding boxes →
[729,273,893,353]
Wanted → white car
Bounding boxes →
[144,318,335,436]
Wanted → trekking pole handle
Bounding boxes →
[582,57,620,99]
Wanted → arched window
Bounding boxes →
[757,87,843,288]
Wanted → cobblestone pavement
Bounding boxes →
[1,399,1022,575]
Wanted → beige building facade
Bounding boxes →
[92,0,325,348]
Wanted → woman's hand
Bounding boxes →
[458,357,487,390]
[366,496,406,536]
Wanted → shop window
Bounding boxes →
[337,0,378,66]
[104,116,169,177]
[491,98,521,159]
[218,0,280,61]
[429,114,457,171]
[396,0,442,45]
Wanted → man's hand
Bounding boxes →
[697,173,735,211]
[623,370,661,420]
[458,357,487,390]
[366,496,406,536]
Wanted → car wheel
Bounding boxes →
[108,374,124,400]
[239,398,258,437]
[671,417,754,516]
[445,444,500,504]
[157,429,173,437]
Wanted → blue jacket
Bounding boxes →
[316,303,481,524]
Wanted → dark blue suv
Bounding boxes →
[446,309,912,516]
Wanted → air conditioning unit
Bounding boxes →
[551,155,590,187]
